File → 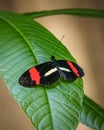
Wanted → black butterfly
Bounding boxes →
[19,56,84,87]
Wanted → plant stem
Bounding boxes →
[23,8,104,18]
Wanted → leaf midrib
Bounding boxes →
[45,88,54,130]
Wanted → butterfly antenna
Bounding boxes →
[53,35,65,56]
[61,35,65,41]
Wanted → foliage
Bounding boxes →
[0,9,104,130]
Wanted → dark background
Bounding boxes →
[0,0,104,130]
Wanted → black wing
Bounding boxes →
[19,61,60,87]
[57,60,84,81]
[37,61,60,85]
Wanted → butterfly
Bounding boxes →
[19,56,84,87]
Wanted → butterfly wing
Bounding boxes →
[57,60,84,81]
[19,61,60,87]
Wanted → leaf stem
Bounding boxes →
[23,8,104,18]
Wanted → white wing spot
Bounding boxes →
[44,68,57,76]
[59,67,71,72]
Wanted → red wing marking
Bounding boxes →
[29,68,40,85]
[67,61,80,77]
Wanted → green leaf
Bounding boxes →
[24,8,104,130]
[0,11,84,130]
[80,95,104,130]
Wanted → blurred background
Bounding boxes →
[0,0,104,130]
